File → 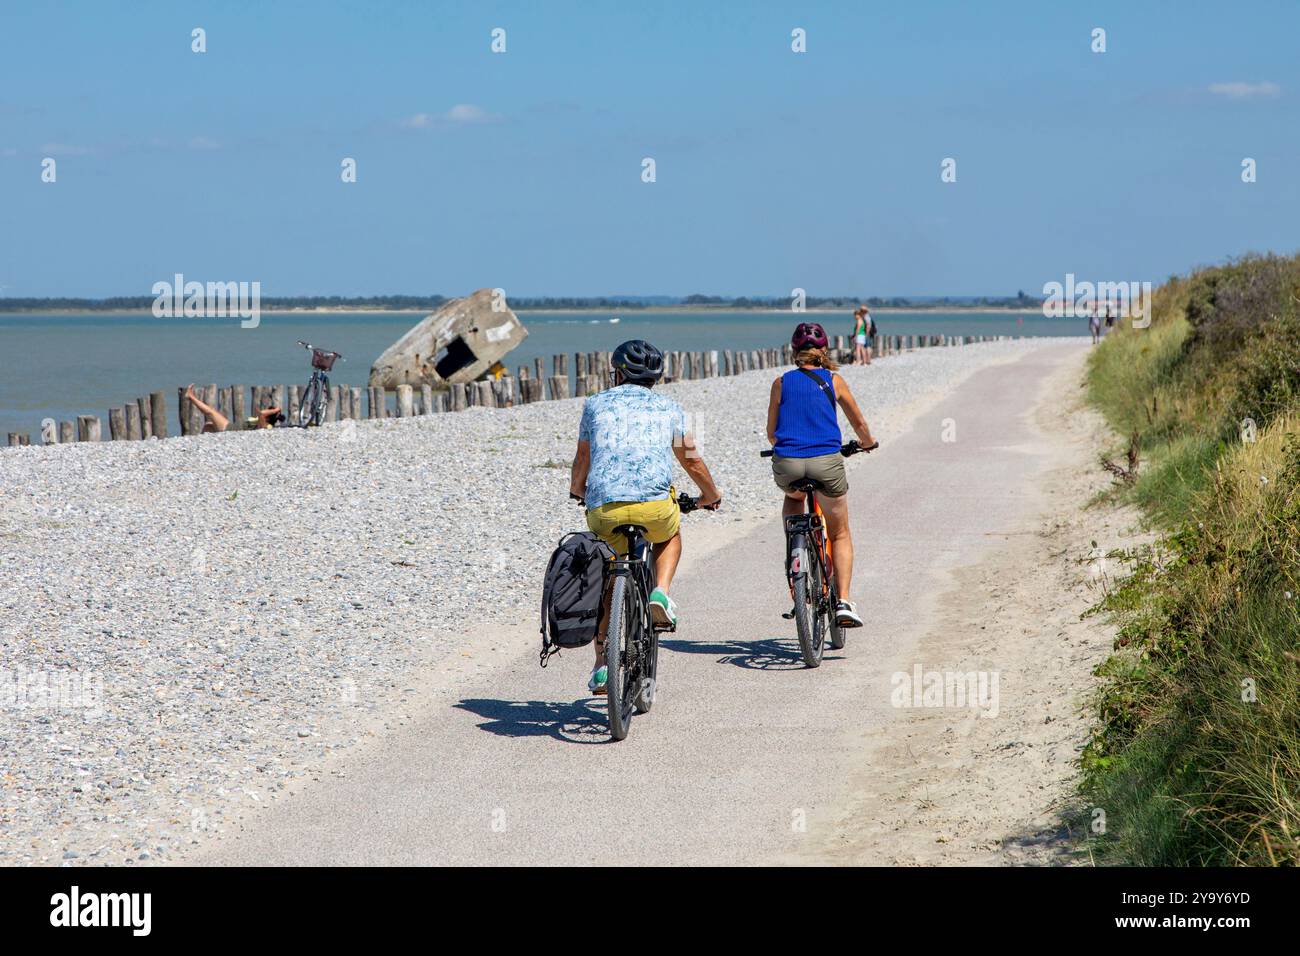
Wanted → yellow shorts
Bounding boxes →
[586,494,681,555]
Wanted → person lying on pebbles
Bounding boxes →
[185,384,283,432]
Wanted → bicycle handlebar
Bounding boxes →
[569,491,719,513]
[297,340,345,361]
[676,493,720,513]
[760,440,878,459]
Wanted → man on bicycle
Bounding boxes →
[766,322,877,628]
[569,339,722,694]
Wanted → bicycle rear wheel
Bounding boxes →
[791,534,825,668]
[605,576,638,740]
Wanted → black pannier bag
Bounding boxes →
[540,531,615,665]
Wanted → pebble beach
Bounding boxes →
[0,338,1081,865]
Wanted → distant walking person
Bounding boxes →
[852,306,873,365]
[1088,306,1101,345]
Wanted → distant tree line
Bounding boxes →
[1,290,1041,312]
[683,292,1039,309]
[0,295,452,312]
[508,297,656,309]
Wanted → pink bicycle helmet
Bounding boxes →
[791,321,829,350]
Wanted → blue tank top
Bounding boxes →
[774,367,841,458]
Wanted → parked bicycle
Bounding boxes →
[760,439,877,667]
[295,341,343,427]
[572,492,711,740]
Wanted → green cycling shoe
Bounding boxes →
[648,588,678,628]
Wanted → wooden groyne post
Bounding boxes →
[9,334,1019,450]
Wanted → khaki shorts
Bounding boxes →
[586,494,681,555]
[771,453,848,498]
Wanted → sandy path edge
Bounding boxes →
[784,347,1145,865]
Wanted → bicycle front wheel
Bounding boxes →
[634,605,659,714]
[605,576,637,740]
[791,534,825,668]
[826,561,846,651]
[313,375,330,425]
[297,377,320,427]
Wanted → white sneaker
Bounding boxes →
[835,600,864,628]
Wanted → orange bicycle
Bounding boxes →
[761,440,876,667]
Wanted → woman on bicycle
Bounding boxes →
[766,322,877,628]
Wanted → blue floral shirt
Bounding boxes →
[579,385,687,509]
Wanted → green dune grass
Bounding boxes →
[1081,254,1300,866]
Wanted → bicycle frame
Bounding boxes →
[606,530,655,631]
[760,440,874,666]
[762,441,871,602]
[582,493,704,739]
[784,490,833,601]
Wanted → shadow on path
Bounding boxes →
[998,821,1090,866]
[660,636,842,670]
[455,697,611,744]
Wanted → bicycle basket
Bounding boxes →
[311,349,338,371]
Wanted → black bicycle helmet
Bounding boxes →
[611,339,664,384]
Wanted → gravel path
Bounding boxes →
[0,338,1079,865]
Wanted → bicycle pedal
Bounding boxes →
[652,621,676,633]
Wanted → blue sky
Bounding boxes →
[1,0,1297,297]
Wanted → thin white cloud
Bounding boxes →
[39,142,92,156]
[1208,81,1280,99]
[400,104,498,129]
[187,135,221,151]
[445,103,493,123]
